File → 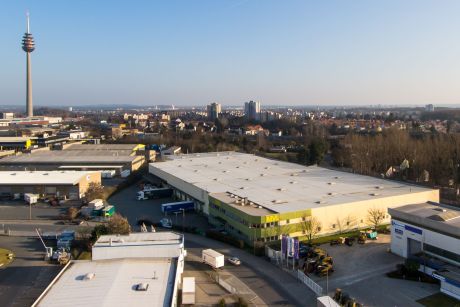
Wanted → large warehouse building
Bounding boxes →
[149,152,439,245]
[0,143,145,174]
[0,171,101,200]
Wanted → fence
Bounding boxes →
[297,270,323,296]
[265,245,282,265]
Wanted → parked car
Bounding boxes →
[160,218,172,229]
[227,257,241,266]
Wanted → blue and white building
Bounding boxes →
[388,202,460,300]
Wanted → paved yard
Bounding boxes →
[0,200,77,221]
[0,236,61,307]
[183,260,238,306]
[311,235,439,307]
[107,182,209,231]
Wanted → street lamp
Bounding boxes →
[179,208,185,231]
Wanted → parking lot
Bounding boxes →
[311,235,439,307]
[0,200,78,221]
[0,236,61,307]
[107,182,210,232]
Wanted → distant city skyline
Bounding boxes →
[2,1,460,107]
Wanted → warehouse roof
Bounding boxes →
[0,171,97,185]
[388,203,460,239]
[150,152,437,214]
[33,258,176,307]
[94,232,183,247]
[65,143,144,152]
[0,152,141,164]
[0,136,30,142]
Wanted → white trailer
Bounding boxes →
[202,249,224,269]
[101,170,116,178]
[121,170,131,178]
[182,277,195,305]
[317,296,341,307]
[24,193,38,205]
[88,199,104,210]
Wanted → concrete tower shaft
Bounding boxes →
[22,13,35,117]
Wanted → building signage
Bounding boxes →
[394,228,403,235]
[404,224,422,235]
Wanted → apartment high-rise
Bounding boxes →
[207,102,222,121]
[244,100,261,121]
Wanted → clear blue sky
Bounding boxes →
[1,0,460,107]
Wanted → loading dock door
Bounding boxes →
[45,187,57,194]
[407,238,422,256]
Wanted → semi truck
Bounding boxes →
[161,201,194,213]
[137,188,173,200]
[202,249,224,269]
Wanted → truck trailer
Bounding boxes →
[24,193,38,205]
[202,249,224,269]
[161,201,195,213]
[182,277,196,305]
[137,188,173,200]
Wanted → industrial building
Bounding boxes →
[32,232,186,307]
[149,152,439,245]
[0,137,32,150]
[388,203,460,300]
[0,143,145,174]
[0,171,101,200]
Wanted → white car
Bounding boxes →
[228,257,241,266]
[160,218,172,229]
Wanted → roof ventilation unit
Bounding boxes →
[327,182,336,185]
[83,273,96,280]
[135,283,149,291]
[315,200,326,204]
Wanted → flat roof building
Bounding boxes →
[33,232,186,307]
[0,143,145,174]
[388,203,460,300]
[149,152,439,245]
[0,171,100,200]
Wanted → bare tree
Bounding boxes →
[367,208,386,230]
[107,214,130,235]
[301,216,322,243]
[66,207,79,221]
[85,182,105,201]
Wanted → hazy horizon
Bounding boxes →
[2,1,460,107]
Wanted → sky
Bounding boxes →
[1,0,460,107]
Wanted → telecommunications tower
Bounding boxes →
[22,12,35,117]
